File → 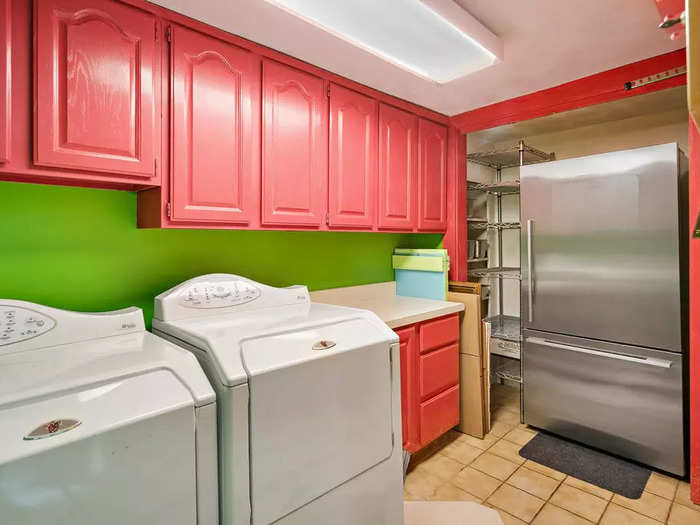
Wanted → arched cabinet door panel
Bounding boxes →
[328,84,378,229]
[418,118,447,231]
[34,0,158,179]
[261,59,327,227]
[378,103,418,231]
[170,24,260,224]
[0,0,10,163]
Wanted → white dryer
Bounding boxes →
[0,301,218,525]
[152,274,404,525]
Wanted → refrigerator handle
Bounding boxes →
[526,219,534,323]
[525,337,673,368]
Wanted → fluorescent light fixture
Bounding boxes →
[265,0,502,84]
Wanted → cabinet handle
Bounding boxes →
[527,219,534,323]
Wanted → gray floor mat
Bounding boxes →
[519,431,652,499]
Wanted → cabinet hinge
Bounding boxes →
[165,25,172,43]
[155,24,158,42]
[327,85,331,97]
[166,202,172,218]
[325,213,329,225]
[154,158,158,175]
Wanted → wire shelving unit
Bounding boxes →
[467,140,554,420]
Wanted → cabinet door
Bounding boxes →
[418,119,447,231]
[35,0,157,178]
[378,104,418,230]
[396,325,419,452]
[170,25,260,224]
[262,60,327,227]
[0,0,10,163]
[328,84,377,229]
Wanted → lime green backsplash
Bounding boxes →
[0,182,442,326]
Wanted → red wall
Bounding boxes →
[690,115,700,502]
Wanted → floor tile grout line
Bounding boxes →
[528,474,568,524]
[597,496,614,524]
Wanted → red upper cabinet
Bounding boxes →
[0,0,10,163]
[34,0,159,180]
[169,25,260,225]
[418,119,448,231]
[378,104,418,231]
[328,84,378,229]
[262,59,327,228]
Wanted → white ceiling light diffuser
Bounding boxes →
[264,0,503,84]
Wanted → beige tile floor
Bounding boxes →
[404,384,700,524]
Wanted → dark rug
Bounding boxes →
[519,432,651,499]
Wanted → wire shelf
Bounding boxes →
[469,267,521,280]
[484,315,521,342]
[467,143,555,170]
[491,354,522,383]
[470,180,520,195]
[494,370,523,384]
[469,221,521,231]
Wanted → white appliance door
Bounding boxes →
[0,371,198,525]
[242,319,394,524]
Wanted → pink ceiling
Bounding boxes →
[152,0,684,116]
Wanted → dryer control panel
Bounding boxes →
[0,301,144,353]
[179,281,261,308]
[155,274,310,321]
[0,306,55,346]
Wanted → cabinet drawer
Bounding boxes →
[419,343,458,401]
[419,384,459,446]
[419,315,459,353]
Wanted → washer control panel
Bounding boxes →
[178,280,262,308]
[0,306,56,346]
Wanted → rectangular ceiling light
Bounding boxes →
[265,0,502,84]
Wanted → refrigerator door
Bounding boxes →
[523,329,684,475]
[520,143,682,351]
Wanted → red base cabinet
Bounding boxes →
[397,314,460,453]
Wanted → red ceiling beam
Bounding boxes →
[450,49,686,134]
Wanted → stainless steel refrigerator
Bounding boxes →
[520,142,688,476]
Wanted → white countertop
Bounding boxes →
[310,282,464,329]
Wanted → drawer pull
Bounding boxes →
[526,337,672,369]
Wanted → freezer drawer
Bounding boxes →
[523,329,685,475]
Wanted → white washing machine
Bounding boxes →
[0,301,218,525]
[152,274,404,525]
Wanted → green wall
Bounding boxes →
[0,182,441,326]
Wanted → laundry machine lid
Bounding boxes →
[242,318,395,524]
[0,300,215,408]
[152,274,398,387]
